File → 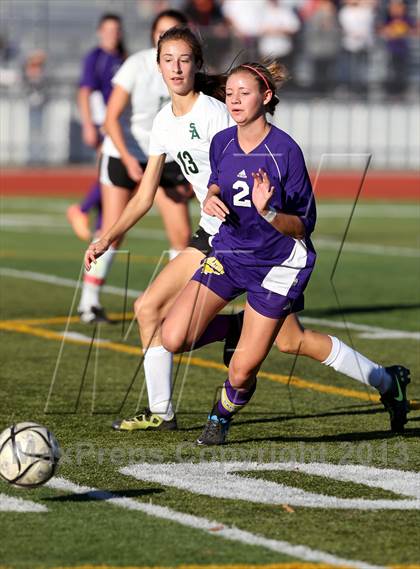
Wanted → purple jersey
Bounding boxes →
[209,125,316,268]
[79,47,124,104]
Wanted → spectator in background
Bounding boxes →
[380,0,415,97]
[67,13,126,241]
[258,0,301,86]
[22,50,48,164]
[338,0,375,96]
[183,0,231,70]
[222,0,266,61]
[303,0,341,94]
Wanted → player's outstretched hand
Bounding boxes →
[203,194,230,221]
[84,237,111,271]
[251,168,274,215]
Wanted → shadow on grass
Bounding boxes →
[228,427,420,445]
[46,488,164,502]
[180,404,385,432]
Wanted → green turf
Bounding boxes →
[0,196,419,568]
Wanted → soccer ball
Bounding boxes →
[0,422,61,488]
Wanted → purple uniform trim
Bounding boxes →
[79,47,124,104]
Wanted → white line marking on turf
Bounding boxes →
[313,237,420,258]
[0,493,48,512]
[300,316,420,340]
[0,267,140,299]
[2,213,419,256]
[121,462,420,511]
[46,476,384,569]
[3,201,418,217]
[1,267,418,340]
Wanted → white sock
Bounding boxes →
[78,245,115,311]
[322,336,392,394]
[144,345,174,420]
[169,248,180,261]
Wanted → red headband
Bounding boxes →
[240,65,271,92]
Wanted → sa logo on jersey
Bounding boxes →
[189,122,200,139]
[201,257,225,275]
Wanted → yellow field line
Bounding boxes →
[4,562,420,569]
[0,320,379,404]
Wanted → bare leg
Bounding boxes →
[78,183,132,317]
[134,247,205,349]
[275,313,332,361]
[161,280,228,353]
[154,186,191,253]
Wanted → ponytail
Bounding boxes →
[229,60,289,114]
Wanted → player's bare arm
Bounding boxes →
[78,86,98,147]
[104,85,143,182]
[84,154,165,270]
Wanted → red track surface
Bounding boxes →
[0,168,419,200]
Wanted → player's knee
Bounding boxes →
[229,360,254,388]
[276,334,303,355]
[134,294,159,326]
[161,321,185,353]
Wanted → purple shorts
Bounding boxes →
[191,253,313,319]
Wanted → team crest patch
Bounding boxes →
[202,257,225,275]
[189,122,200,139]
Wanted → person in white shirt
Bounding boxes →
[84,26,232,429]
[338,0,375,94]
[222,0,266,59]
[259,0,301,68]
[78,10,194,324]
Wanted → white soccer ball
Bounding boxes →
[0,422,61,488]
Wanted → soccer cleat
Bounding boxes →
[223,310,244,367]
[112,408,177,432]
[66,204,91,241]
[380,365,411,433]
[196,414,231,445]
[78,306,110,324]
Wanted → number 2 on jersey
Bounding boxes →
[233,180,251,208]
[177,151,199,175]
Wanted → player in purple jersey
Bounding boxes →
[87,34,409,437]
[67,13,126,241]
[161,61,411,444]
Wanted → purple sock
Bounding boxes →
[80,181,101,214]
[215,378,256,419]
[193,314,231,349]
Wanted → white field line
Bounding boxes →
[1,213,419,257]
[0,493,48,512]
[314,237,420,258]
[1,267,418,341]
[0,267,140,299]
[300,316,420,341]
[122,462,420,511]
[46,476,385,569]
[2,202,419,216]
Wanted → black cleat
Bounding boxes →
[223,311,244,367]
[380,365,411,433]
[196,414,231,446]
[78,306,111,324]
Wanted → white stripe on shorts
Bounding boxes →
[261,239,308,296]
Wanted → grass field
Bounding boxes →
[0,195,419,569]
